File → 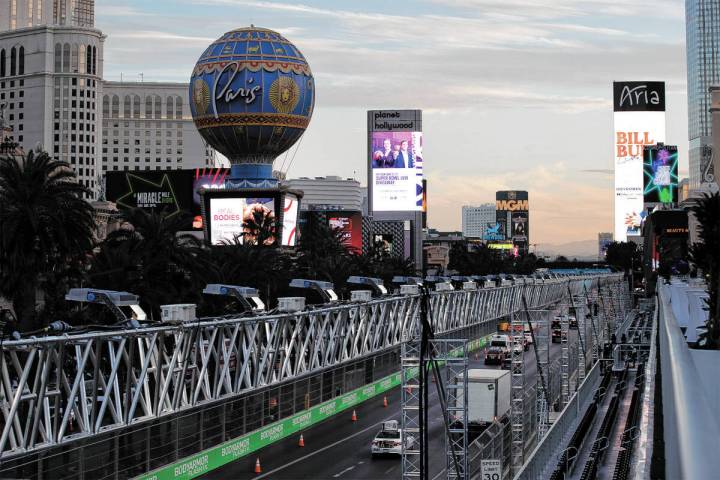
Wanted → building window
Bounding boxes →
[17,46,23,75]
[10,47,16,76]
[175,96,182,119]
[0,49,5,77]
[63,43,70,73]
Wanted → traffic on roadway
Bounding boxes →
[201,325,578,480]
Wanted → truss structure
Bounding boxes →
[0,275,622,459]
[510,312,525,474]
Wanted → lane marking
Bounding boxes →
[333,465,355,478]
[254,418,391,479]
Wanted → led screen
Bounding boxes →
[328,212,363,253]
[613,81,666,241]
[511,212,528,241]
[370,131,423,211]
[282,194,299,247]
[209,196,275,245]
[643,145,678,204]
[106,168,229,231]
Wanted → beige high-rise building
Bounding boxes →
[0,0,216,199]
[0,0,94,31]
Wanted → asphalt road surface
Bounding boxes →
[202,330,576,480]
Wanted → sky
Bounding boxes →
[98,0,689,250]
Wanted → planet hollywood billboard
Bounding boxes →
[613,81,666,241]
[367,110,423,212]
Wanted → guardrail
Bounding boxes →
[657,281,720,479]
[0,274,618,459]
[513,360,603,480]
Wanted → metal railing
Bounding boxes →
[0,275,619,459]
[657,281,720,479]
[513,359,603,479]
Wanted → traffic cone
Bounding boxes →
[254,458,262,474]
[298,434,305,447]
[383,396,388,408]
[351,410,358,422]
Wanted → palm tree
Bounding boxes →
[89,209,207,321]
[241,206,277,246]
[0,151,94,331]
[689,192,720,348]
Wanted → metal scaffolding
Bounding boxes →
[561,314,570,407]
[0,275,622,460]
[401,341,422,479]
[510,312,525,474]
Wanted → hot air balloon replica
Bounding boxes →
[189,26,313,246]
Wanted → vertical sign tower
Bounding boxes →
[613,81,666,242]
[367,110,424,270]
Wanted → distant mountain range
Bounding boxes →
[535,239,600,261]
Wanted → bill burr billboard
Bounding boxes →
[613,81,666,241]
[368,110,423,211]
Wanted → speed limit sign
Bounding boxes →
[480,459,502,480]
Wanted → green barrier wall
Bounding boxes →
[137,336,490,480]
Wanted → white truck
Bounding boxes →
[455,369,512,441]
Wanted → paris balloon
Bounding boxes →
[189,26,314,165]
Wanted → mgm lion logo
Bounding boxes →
[192,79,210,115]
[269,76,300,114]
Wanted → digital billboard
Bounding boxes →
[643,144,678,204]
[209,196,275,245]
[106,168,229,230]
[483,222,506,241]
[496,191,529,253]
[368,110,423,212]
[613,81,666,241]
[511,212,528,241]
[282,194,300,247]
[328,212,363,253]
[373,234,394,254]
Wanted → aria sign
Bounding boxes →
[613,81,665,112]
[212,62,262,118]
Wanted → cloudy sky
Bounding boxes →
[98,0,688,250]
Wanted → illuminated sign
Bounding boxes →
[488,242,514,250]
[613,81,666,242]
[368,110,423,212]
[495,199,529,211]
[212,62,262,118]
[643,144,678,204]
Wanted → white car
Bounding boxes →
[371,420,414,456]
[511,336,526,353]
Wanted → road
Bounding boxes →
[201,329,577,480]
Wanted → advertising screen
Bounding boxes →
[511,212,528,241]
[328,212,363,253]
[494,210,508,241]
[208,196,275,245]
[373,234,394,254]
[106,168,229,230]
[370,131,423,211]
[488,242,514,250]
[282,194,299,247]
[643,145,678,204]
[613,81,666,241]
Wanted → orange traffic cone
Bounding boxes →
[351,410,358,422]
[298,434,305,447]
[383,396,388,408]
[254,458,262,474]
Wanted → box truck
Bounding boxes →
[455,368,511,441]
